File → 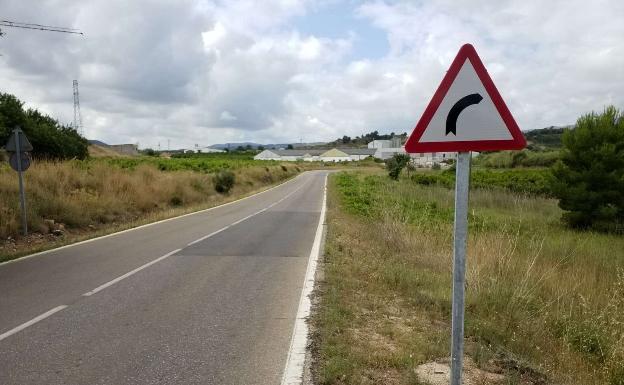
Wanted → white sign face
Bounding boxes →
[419,60,512,142]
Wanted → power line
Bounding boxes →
[0,19,83,35]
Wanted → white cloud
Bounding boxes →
[0,0,622,148]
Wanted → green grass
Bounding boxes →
[312,171,624,385]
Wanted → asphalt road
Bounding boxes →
[0,170,328,385]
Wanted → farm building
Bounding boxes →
[254,148,376,162]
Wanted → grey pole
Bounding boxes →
[14,127,28,236]
[450,151,471,385]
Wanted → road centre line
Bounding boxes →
[189,179,309,246]
[0,174,317,343]
[83,248,182,297]
[0,172,307,267]
[0,305,68,342]
[85,176,311,296]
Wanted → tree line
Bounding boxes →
[0,92,88,159]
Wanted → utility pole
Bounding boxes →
[73,80,83,137]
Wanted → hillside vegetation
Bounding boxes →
[0,93,88,159]
[313,171,624,385]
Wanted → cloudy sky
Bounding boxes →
[1,0,622,149]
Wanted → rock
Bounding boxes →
[44,219,55,227]
[88,224,96,230]
[52,229,63,236]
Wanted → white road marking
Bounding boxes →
[0,172,306,267]
[83,248,182,296]
[186,226,231,246]
[188,180,308,246]
[85,177,311,296]
[281,174,328,385]
[0,173,318,343]
[0,305,68,342]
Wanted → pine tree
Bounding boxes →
[552,106,624,231]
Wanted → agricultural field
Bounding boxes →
[312,170,624,385]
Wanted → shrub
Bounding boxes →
[551,106,624,231]
[474,149,560,168]
[386,153,411,180]
[281,165,288,172]
[0,93,88,160]
[169,196,183,206]
[213,170,236,194]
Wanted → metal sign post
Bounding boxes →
[14,127,28,235]
[450,151,470,385]
[404,44,526,384]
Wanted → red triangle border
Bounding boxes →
[404,44,526,153]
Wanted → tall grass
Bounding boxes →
[313,171,624,384]
[0,160,299,240]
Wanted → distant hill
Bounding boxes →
[88,139,110,147]
[525,125,572,150]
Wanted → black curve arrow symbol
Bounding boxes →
[446,93,483,135]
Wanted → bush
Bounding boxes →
[213,170,236,193]
[0,93,88,160]
[386,153,411,180]
[552,106,624,231]
[474,149,560,168]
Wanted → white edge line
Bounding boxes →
[0,305,68,342]
[1,172,308,267]
[82,248,182,296]
[281,174,327,385]
[0,172,316,342]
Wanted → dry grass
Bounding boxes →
[0,160,302,261]
[312,171,624,385]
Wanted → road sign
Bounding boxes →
[5,127,31,235]
[404,44,525,385]
[405,44,525,153]
[5,130,33,152]
[9,151,31,172]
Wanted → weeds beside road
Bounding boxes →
[0,158,302,262]
[312,171,624,385]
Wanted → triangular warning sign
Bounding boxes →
[405,44,526,153]
[5,130,34,152]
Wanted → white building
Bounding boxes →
[374,147,407,160]
[254,148,376,162]
[410,151,456,167]
[367,136,402,150]
[365,138,457,166]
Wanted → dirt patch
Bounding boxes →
[415,357,504,385]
